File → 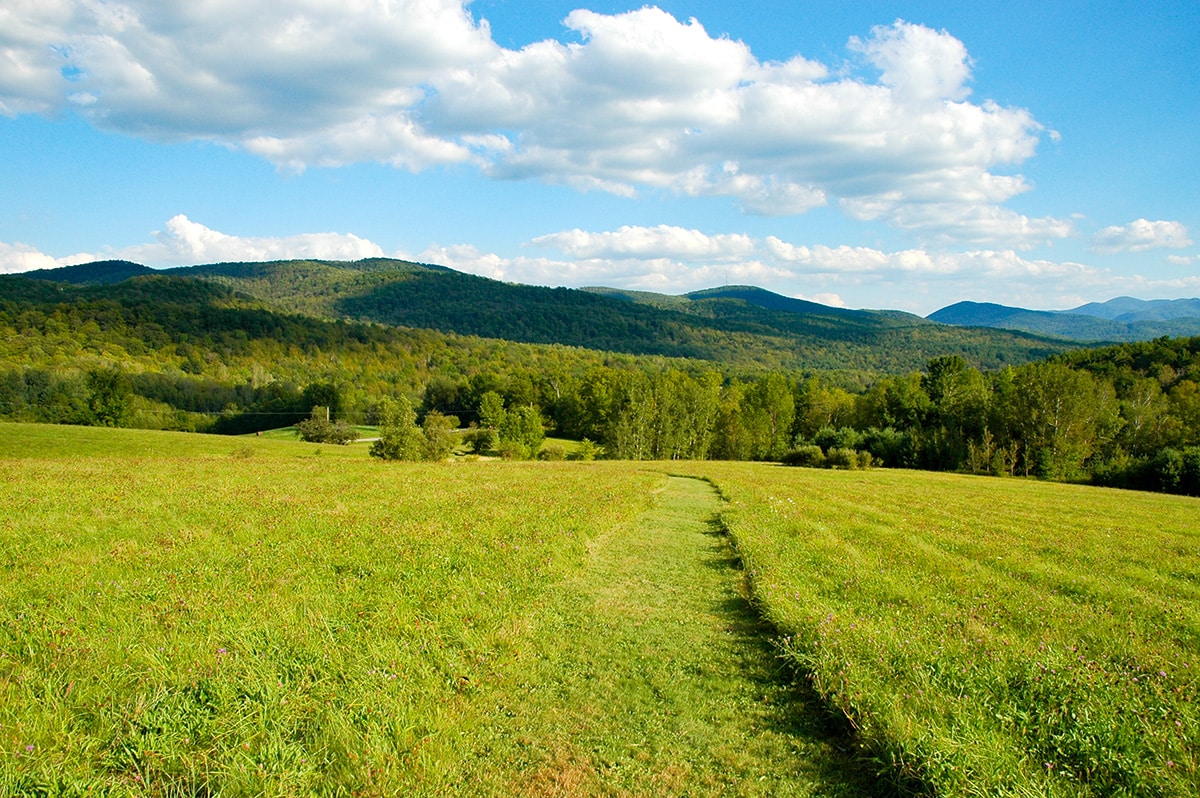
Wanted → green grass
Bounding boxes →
[7,422,1197,796]
[679,463,1200,797]
[438,474,878,796]
[0,423,874,796]
[0,423,659,795]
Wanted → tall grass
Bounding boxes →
[685,463,1199,797]
[0,423,658,795]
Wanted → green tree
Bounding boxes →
[499,404,545,459]
[421,410,460,461]
[1003,362,1120,478]
[743,373,795,460]
[1117,377,1172,457]
[710,381,752,461]
[370,396,424,461]
[478,391,507,431]
[794,377,856,440]
[922,356,990,470]
[86,366,132,427]
[302,381,342,420]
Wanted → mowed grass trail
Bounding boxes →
[443,474,877,796]
[679,463,1199,797]
[0,424,871,796]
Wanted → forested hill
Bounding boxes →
[167,257,1071,372]
[15,256,1074,372]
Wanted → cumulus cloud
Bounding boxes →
[849,20,973,104]
[530,225,755,260]
[4,2,1061,245]
[0,215,384,272]
[123,215,385,265]
[8,217,1199,314]
[0,240,88,273]
[517,223,1140,312]
[1091,219,1193,254]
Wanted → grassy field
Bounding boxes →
[3,423,1197,796]
[0,423,875,796]
[0,424,661,794]
[681,463,1200,797]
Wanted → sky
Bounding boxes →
[1,0,1197,315]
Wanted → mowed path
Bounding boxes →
[451,475,878,796]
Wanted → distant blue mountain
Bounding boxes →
[929,298,1200,342]
[1068,296,1200,322]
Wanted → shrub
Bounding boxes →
[813,426,861,453]
[1181,447,1200,496]
[463,425,497,455]
[420,411,459,461]
[567,438,603,461]
[825,447,859,470]
[1151,447,1184,492]
[538,443,567,461]
[495,441,527,460]
[781,445,825,468]
[296,407,358,445]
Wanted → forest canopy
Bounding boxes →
[2,264,1198,495]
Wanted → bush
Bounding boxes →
[813,426,861,453]
[296,407,358,445]
[1151,448,1184,492]
[781,445,825,468]
[1181,447,1200,496]
[538,443,567,461]
[825,447,860,470]
[420,411,459,461]
[567,438,603,461]
[463,425,497,455]
[495,441,528,460]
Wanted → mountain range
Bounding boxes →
[927,298,1200,342]
[12,257,1200,375]
[7,257,1079,374]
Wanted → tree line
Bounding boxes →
[2,272,1198,495]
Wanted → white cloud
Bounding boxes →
[1166,254,1195,266]
[1091,219,1193,254]
[7,218,1200,315]
[123,214,385,265]
[0,0,77,116]
[514,224,1119,311]
[849,20,973,104]
[5,3,1059,246]
[530,225,755,261]
[0,215,385,272]
[0,240,81,273]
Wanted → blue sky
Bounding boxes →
[1,0,1196,314]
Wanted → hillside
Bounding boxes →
[173,258,1072,372]
[929,299,1200,342]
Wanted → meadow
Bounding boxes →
[681,462,1199,797]
[0,424,663,795]
[2,422,1197,796]
[1,423,873,796]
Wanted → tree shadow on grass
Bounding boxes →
[700,514,932,798]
